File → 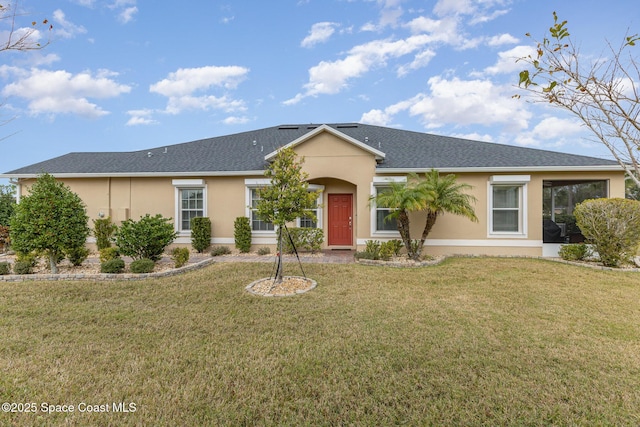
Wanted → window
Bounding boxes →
[180,188,204,230]
[172,179,207,233]
[492,185,520,232]
[250,188,274,231]
[370,177,405,235]
[375,187,398,231]
[297,185,324,229]
[489,175,529,237]
[246,180,323,233]
[299,197,318,228]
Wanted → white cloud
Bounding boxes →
[223,116,250,125]
[487,33,519,46]
[286,35,432,104]
[514,116,583,147]
[107,0,138,24]
[52,9,87,39]
[150,65,249,114]
[118,7,138,24]
[2,68,131,118]
[126,109,158,126]
[151,65,249,97]
[301,22,339,48]
[361,76,531,132]
[480,45,536,75]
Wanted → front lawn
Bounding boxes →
[1,258,638,426]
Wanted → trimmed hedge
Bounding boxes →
[191,217,212,253]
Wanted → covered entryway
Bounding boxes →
[328,193,353,246]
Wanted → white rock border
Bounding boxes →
[246,276,317,297]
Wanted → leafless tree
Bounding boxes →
[0,1,52,52]
[516,12,640,187]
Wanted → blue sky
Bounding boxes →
[1,0,639,179]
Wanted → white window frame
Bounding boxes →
[370,176,406,237]
[172,179,207,235]
[488,175,529,238]
[245,179,275,235]
[296,184,324,229]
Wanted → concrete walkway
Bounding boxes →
[208,250,356,264]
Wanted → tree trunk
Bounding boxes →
[275,226,284,284]
[396,210,413,259]
[415,211,438,261]
[48,252,58,274]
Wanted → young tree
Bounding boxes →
[372,170,477,261]
[516,12,640,187]
[255,147,318,283]
[10,174,90,273]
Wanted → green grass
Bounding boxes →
[1,258,639,426]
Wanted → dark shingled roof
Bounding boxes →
[3,123,620,176]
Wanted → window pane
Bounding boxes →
[493,210,519,232]
[493,186,519,209]
[377,209,397,231]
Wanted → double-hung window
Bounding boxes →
[488,175,529,237]
[172,179,207,233]
[371,177,406,235]
[245,179,274,232]
[297,185,324,229]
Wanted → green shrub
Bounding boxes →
[574,198,640,267]
[257,246,271,256]
[93,217,117,250]
[211,246,231,257]
[16,251,37,268]
[171,247,190,268]
[115,214,178,261]
[559,243,591,261]
[99,247,120,263]
[130,258,155,274]
[354,251,375,260]
[364,240,381,260]
[191,217,212,253]
[282,228,324,254]
[65,246,89,266]
[379,242,394,261]
[100,258,125,274]
[0,262,10,275]
[13,261,33,275]
[234,217,252,253]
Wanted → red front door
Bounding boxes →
[328,194,353,246]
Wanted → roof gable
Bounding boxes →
[264,124,385,162]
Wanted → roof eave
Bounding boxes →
[376,165,625,174]
[0,170,267,179]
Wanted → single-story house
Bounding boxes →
[2,123,625,257]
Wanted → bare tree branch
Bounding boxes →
[516,12,640,187]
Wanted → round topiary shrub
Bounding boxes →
[101,258,125,274]
[130,258,155,274]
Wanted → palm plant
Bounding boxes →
[371,170,478,261]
